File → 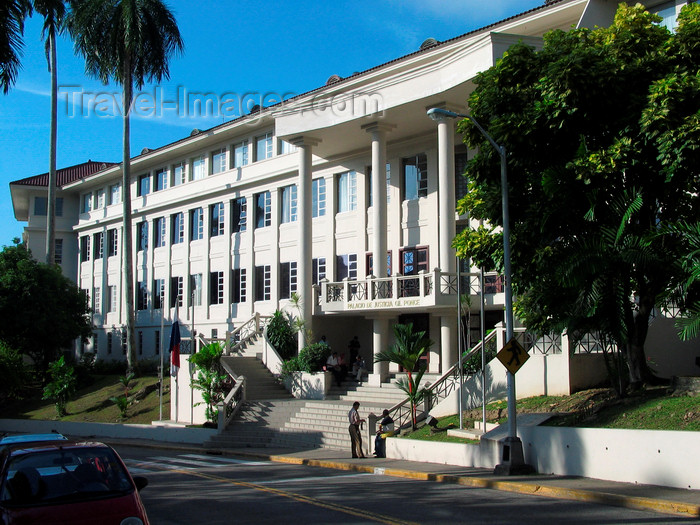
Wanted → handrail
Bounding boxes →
[384,330,499,432]
[225,313,271,355]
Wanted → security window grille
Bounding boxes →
[137,282,148,310]
[209,271,224,305]
[233,141,248,168]
[231,197,247,233]
[155,168,168,191]
[108,285,117,313]
[172,162,186,186]
[455,152,469,203]
[172,213,184,244]
[137,221,148,252]
[279,262,297,299]
[109,184,120,205]
[121,330,127,355]
[81,193,92,213]
[80,236,90,262]
[255,132,273,161]
[337,171,357,213]
[108,229,118,256]
[402,153,428,200]
[312,257,326,285]
[255,191,271,229]
[153,278,165,309]
[401,246,428,275]
[336,254,357,281]
[232,268,247,303]
[54,238,63,265]
[190,273,203,306]
[93,287,101,314]
[170,276,184,308]
[155,217,166,248]
[94,232,104,259]
[281,185,297,223]
[210,202,225,237]
[255,265,271,301]
[312,178,326,217]
[367,163,391,207]
[190,208,204,241]
[138,174,150,196]
[191,156,205,180]
[367,251,392,277]
[34,196,47,215]
[211,148,227,174]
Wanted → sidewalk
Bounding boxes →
[107,438,700,519]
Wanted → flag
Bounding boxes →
[169,310,181,376]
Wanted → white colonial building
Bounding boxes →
[10,0,695,382]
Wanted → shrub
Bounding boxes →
[190,342,228,424]
[0,341,29,400]
[280,343,331,378]
[266,310,297,360]
[42,356,77,417]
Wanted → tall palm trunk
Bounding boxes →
[45,29,57,265]
[121,58,137,373]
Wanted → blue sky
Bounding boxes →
[0,0,543,245]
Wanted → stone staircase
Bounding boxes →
[204,371,437,452]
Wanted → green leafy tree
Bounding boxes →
[456,4,700,391]
[42,356,77,416]
[374,323,433,430]
[0,242,92,374]
[0,0,32,93]
[0,341,29,401]
[68,0,184,373]
[189,342,227,424]
[266,310,297,360]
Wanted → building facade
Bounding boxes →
[10,0,690,380]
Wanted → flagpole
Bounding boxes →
[159,310,164,421]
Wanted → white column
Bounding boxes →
[369,316,390,386]
[435,115,456,273]
[440,315,457,374]
[362,122,395,278]
[290,136,320,352]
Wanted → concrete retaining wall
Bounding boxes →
[388,426,700,489]
[0,419,216,445]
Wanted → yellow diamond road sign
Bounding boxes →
[496,338,529,375]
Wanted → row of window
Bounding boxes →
[79,150,439,221]
[89,247,429,314]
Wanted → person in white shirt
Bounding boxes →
[326,351,342,386]
[348,401,366,458]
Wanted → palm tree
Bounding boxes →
[0,0,32,93]
[374,323,433,430]
[34,0,67,265]
[67,0,184,372]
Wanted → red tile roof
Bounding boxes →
[10,160,116,187]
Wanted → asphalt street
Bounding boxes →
[115,445,699,525]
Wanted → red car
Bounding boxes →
[0,434,149,525]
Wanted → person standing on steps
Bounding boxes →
[348,401,366,458]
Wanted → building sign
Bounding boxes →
[496,338,529,375]
[346,298,421,310]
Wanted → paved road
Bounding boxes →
[115,445,697,525]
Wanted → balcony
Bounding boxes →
[315,269,505,314]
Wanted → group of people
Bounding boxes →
[323,336,367,386]
[347,402,394,459]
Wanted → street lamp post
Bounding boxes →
[427,107,532,475]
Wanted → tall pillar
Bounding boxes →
[362,122,395,277]
[290,136,320,352]
[440,315,457,374]
[370,316,390,386]
[434,114,456,273]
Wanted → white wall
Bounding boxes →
[171,360,208,425]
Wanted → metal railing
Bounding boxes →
[217,359,246,431]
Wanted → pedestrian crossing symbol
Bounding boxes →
[496,338,529,375]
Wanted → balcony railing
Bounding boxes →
[316,269,504,313]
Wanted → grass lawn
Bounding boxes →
[0,374,170,425]
[400,386,700,442]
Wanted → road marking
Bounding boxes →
[257,473,372,485]
[149,464,418,525]
[180,454,269,466]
